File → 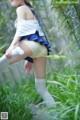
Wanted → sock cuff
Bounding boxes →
[35,78,45,83]
[0,55,8,62]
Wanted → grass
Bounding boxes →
[46,66,80,120]
[0,78,40,120]
[0,66,80,120]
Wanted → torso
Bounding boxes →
[18,4,36,20]
[15,5,37,28]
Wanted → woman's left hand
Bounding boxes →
[5,45,15,58]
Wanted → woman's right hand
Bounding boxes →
[5,45,15,58]
[24,61,33,73]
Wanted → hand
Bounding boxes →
[5,45,15,58]
[24,61,33,73]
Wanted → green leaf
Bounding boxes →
[74,104,80,120]
[46,54,67,60]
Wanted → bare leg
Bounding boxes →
[33,57,46,78]
[10,41,33,64]
[33,57,55,107]
[0,41,33,72]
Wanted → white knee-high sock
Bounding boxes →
[0,55,10,72]
[0,46,24,72]
[35,78,55,107]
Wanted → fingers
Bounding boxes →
[5,45,15,58]
[5,52,11,58]
[5,49,12,58]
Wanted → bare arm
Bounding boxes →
[6,6,35,58]
[11,6,26,46]
[11,5,35,46]
[5,6,26,57]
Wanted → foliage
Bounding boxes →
[0,78,39,120]
[0,1,80,119]
[0,0,16,52]
[0,43,8,56]
[0,66,80,120]
[47,66,80,120]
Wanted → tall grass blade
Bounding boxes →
[74,103,79,120]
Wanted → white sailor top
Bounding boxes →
[15,19,44,37]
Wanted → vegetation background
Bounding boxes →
[0,0,80,120]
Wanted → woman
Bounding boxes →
[0,0,55,107]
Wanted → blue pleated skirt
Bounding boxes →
[19,31,51,62]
